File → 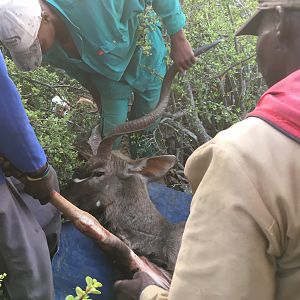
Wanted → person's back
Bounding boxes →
[184,104,300,300]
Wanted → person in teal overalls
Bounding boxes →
[0,0,196,156]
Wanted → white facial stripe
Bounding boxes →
[73,177,89,183]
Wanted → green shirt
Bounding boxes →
[43,0,186,92]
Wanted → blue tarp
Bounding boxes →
[52,183,192,300]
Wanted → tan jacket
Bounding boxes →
[140,117,300,300]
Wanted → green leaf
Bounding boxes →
[65,296,76,300]
[85,276,93,287]
[93,282,103,288]
[90,289,102,295]
[75,287,85,297]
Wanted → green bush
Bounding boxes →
[5,59,98,188]
[177,0,265,135]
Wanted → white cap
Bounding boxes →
[0,0,42,71]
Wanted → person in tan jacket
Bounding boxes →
[113,0,300,299]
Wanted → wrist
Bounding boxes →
[170,29,185,41]
[26,162,50,181]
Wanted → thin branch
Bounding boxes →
[212,54,255,80]
[184,79,211,144]
[163,110,188,119]
[13,74,84,91]
[160,117,198,141]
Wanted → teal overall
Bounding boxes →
[43,0,186,155]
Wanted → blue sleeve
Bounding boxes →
[151,0,186,35]
[0,52,47,173]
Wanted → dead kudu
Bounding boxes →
[65,41,221,276]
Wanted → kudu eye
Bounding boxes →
[93,170,105,177]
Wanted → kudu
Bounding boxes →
[66,41,220,273]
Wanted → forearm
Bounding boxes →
[151,1,195,72]
[170,29,187,47]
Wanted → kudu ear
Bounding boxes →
[129,155,176,180]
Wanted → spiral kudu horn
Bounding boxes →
[97,40,222,161]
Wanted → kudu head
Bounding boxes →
[67,41,221,215]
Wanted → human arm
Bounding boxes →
[115,141,279,300]
[0,52,46,172]
[152,0,196,72]
[0,52,59,203]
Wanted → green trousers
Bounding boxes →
[92,75,162,157]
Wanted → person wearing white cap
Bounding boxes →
[112,1,300,299]
[0,0,196,157]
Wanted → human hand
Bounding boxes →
[114,271,156,300]
[170,29,196,73]
[23,164,59,205]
